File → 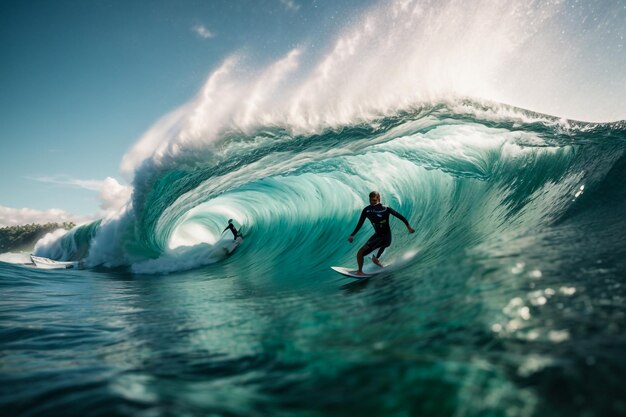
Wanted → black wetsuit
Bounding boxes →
[224,224,239,240]
[350,203,410,258]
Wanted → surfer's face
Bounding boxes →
[369,195,380,205]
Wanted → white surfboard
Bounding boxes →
[30,255,82,270]
[331,266,383,279]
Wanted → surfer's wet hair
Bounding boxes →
[369,191,380,199]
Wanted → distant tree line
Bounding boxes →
[0,222,75,253]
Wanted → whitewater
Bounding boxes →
[2,0,625,416]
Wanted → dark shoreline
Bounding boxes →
[0,222,75,253]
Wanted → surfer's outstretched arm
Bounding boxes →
[348,209,367,242]
[389,208,415,233]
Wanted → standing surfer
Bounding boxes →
[348,191,414,275]
[223,219,242,240]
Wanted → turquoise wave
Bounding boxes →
[35,101,626,275]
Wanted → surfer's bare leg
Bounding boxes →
[356,245,370,275]
[372,246,386,267]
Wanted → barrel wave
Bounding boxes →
[32,0,626,277]
[34,101,626,280]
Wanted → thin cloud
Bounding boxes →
[192,24,215,40]
[280,0,300,11]
[31,175,104,191]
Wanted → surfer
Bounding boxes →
[348,191,414,275]
[223,219,241,240]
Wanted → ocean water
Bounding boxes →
[2,101,626,416]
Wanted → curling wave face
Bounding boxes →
[33,101,626,276]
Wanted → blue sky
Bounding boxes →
[0,0,374,221]
[1,0,624,226]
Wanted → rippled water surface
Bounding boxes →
[2,209,626,417]
[3,100,626,416]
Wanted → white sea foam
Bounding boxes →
[33,228,73,260]
[130,237,240,274]
[0,252,32,264]
[119,0,626,178]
